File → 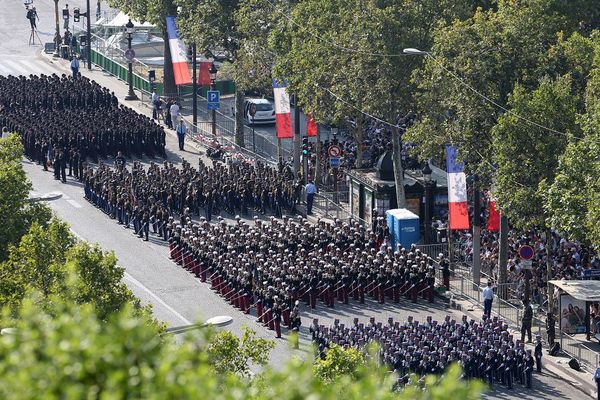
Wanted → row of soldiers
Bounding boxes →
[158,214,444,340]
[0,74,166,168]
[83,159,304,235]
[311,314,542,389]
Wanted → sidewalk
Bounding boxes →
[442,287,597,398]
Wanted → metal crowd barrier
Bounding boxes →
[441,269,599,370]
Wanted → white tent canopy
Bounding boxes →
[549,280,600,302]
[99,11,155,29]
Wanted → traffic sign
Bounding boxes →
[328,145,342,157]
[207,90,220,110]
[329,157,340,168]
[519,245,535,260]
[124,49,136,62]
[521,260,533,270]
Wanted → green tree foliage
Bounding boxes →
[0,219,145,320]
[0,295,485,400]
[0,135,51,262]
[491,76,578,229]
[313,343,367,382]
[206,326,275,377]
[406,0,594,177]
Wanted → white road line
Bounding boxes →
[123,272,192,325]
[2,59,34,75]
[67,228,192,326]
[66,199,82,208]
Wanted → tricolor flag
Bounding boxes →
[306,114,317,137]
[487,195,500,231]
[165,16,192,85]
[272,79,293,139]
[445,145,470,230]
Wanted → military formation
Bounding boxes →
[82,158,303,233]
[163,216,438,338]
[0,74,166,183]
[312,314,542,389]
[80,156,441,337]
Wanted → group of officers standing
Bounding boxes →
[0,74,166,182]
[312,314,543,389]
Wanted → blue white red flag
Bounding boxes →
[166,16,192,85]
[272,79,293,139]
[445,145,470,230]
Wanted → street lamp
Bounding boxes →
[403,48,430,56]
[164,315,233,335]
[124,19,138,101]
[52,0,61,58]
[422,162,433,245]
[210,63,218,138]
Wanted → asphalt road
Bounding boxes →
[1,2,589,398]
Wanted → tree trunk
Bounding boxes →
[353,118,364,169]
[546,227,554,313]
[497,213,509,300]
[472,181,481,288]
[391,125,405,208]
[162,29,176,96]
[235,89,245,147]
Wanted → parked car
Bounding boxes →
[243,98,275,125]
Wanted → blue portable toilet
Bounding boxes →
[385,208,420,251]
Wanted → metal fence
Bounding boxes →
[416,243,449,259]
[312,194,367,226]
[442,269,600,370]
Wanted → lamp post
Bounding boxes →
[124,19,138,101]
[422,162,433,245]
[52,0,61,58]
[210,63,218,138]
[164,315,233,335]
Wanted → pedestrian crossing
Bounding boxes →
[0,56,63,77]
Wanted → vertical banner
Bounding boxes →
[445,145,470,230]
[306,114,317,137]
[272,79,293,139]
[165,16,192,85]
[487,199,500,231]
[198,61,212,86]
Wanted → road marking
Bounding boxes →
[123,272,192,325]
[66,199,82,208]
[67,228,192,325]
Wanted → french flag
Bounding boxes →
[445,145,470,230]
[272,79,293,139]
[166,16,192,85]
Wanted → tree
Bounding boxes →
[108,0,178,95]
[175,0,285,147]
[313,343,367,382]
[0,294,485,400]
[0,219,146,320]
[273,0,472,204]
[492,76,578,303]
[0,135,51,262]
[406,0,593,178]
[545,30,600,249]
[206,326,275,378]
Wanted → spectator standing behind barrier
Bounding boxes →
[151,90,159,119]
[176,120,186,151]
[546,312,556,345]
[70,56,80,79]
[305,179,316,215]
[482,281,494,318]
[170,101,180,128]
[63,4,70,30]
[522,299,533,343]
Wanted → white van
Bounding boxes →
[243,98,275,125]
